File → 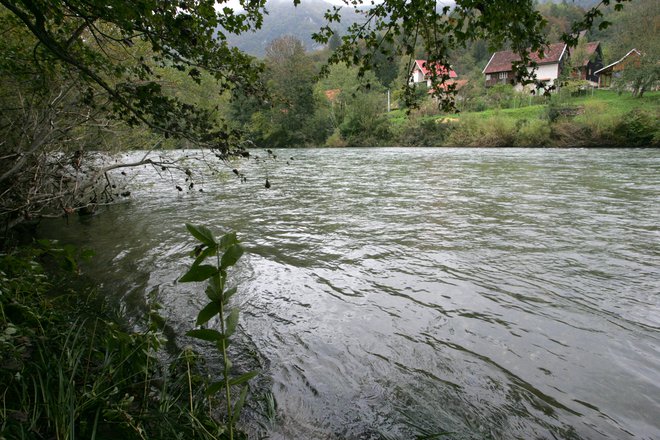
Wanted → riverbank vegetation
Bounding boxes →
[0,242,232,439]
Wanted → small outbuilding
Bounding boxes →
[594,49,642,88]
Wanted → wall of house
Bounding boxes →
[485,63,563,91]
[535,63,560,83]
[410,68,425,84]
[485,72,510,87]
[584,59,603,83]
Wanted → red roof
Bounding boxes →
[324,89,341,102]
[413,60,458,78]
[569,41,601,67]
[483,43,567,74]
[428,79,469,93]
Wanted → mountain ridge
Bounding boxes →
[226,0,363,57]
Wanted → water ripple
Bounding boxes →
[39,148,660,440]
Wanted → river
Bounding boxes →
[40,148,660,439]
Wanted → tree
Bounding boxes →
[250,36,317,147]
[0,0,266,146]
[0,0,268,233]
[328,30,342,52]
[614,56,660,98]
[598,0,659,97]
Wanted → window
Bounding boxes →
[486,74,491,80]
[498,72,508,79]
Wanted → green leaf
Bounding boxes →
[206,380,224,396]
[205,285,221,302]
[196,301,221,326]
[226,308,239,337]
[223,286,237,303]
[186,224,216,247]
[229,370,259,387]
[192,245,217,267]
[232,385,249,423]
[80,249,95,260]
[221,244,244,269]
[219,231,238,249]
[179,264,217,282]
[205,273,224,301]
[186,329,223,342]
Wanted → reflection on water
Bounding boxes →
[40,148,660,439]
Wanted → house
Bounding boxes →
[409,60,457,88]
[569,41,603,84]
[482,42,567,91]
[594,49,641,88]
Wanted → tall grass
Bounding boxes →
[0,246,228,440]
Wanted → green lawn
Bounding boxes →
[388,89,659,124]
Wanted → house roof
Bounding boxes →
[569,41,601,67]
[482,43,567,74]
[428,79,469,93]
[413,60,458,78]
[594,48,641,75]
[324,89,341,102]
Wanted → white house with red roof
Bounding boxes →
[409,60,457,88]
[482,43,568,91]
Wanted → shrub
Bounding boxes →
[515,119,552,147]
[613,109,659,147]
[549,120,594,147]
[444,115,517,147]
[325,128,348,147]
[396,118,450,147]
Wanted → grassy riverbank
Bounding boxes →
[0,243,231,440]
[387,90,659,148]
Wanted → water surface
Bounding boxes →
[41,148,660,439]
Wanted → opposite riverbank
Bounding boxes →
[384,90,659,148]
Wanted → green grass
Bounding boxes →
[456,89,659,122]
[389,90,659,122]
[382,90,658,147]
[0,245,230,440]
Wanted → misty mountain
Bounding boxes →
[226,0,363,57]
[538,0,600,7]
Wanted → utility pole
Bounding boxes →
[387,89,391,112]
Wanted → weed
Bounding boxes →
[179,224,257,440]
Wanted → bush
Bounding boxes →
[486,83,515,109]
[549,120,594,147]
[515,119,552,147]
[396,118,450,147]
[325,128,348,147]
[444,115,517,147]
[613,109,659,147]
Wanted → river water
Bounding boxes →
[40,148,660,440]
